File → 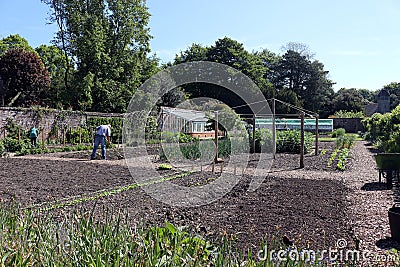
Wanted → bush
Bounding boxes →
[3,137,30,152]
[251,129,313,154]
[362,105,400,152]
[277,130,313,154]
[336,135,355,149]
[331,128,346,138]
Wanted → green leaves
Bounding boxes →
[42,0,156,112]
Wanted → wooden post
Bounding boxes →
[17,128,20,143]
[300,112,305,168]
[3,128,5,139]
[272,99,276,159]
[252,115,256,153]
[315,115,319,156]
[42,128,45,150]
[79,127,82,144]
[214,111,219,162]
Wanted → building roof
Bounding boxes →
[377,88,390,97]
[161,107,211,122]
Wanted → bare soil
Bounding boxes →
[0,141,399,258]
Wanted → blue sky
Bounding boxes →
[1,0,399,91]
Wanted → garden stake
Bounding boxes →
[242,164,245,176]
[212,161,215,173]
[42,128,45,150]
[220,162,223,173]
[234,163,236,175]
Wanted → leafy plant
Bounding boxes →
[328,149,339,167]
[337,148,349,171]
[331,128,346,138]
[158,163,173,170]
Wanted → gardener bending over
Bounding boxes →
[91,124,111,160]
[29,127,38,147]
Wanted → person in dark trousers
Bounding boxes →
[29,127,38,147]
[91,124,111,160]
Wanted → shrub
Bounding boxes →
[335,135,355,149]
[331,128,346,138]
[251,129,313,154]
[277,130,313,154]
[3,137,29,152]
[362,105,400,152]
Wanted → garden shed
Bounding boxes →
[159,107,215,138]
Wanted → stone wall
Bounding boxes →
[0,107,123,139]
[332,118,364,133]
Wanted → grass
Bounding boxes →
[317,133,363,142]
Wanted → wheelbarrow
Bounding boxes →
[374,153,400,189]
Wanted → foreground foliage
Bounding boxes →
[0,204,371,266]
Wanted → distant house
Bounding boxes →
[365,89,391,116]
[159,107,215,138]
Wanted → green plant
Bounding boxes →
[251,129,313,154]
[158,163,173,170]
[337,148,349,171]
[333,110,365,118]
[328,149,339,167]
[320,149,327,155]
[335,135,355,149]
[0,140,5,156]
[331,128,346,138]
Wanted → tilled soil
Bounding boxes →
[0,141,399,259]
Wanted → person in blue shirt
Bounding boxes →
[29,127,38,147]
[91,124,111,160]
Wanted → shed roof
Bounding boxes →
[161,107,211,122]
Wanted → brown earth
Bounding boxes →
[0,141,399,262]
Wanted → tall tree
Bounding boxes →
[0,34,36,56]
[42,0,155,112]
[382,82,400,110]
[271,50,334,115]
[36,44,73,108]
[0,48,50,106]
[331,88,367,113]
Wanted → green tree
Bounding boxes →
[0,34,35,56]
[42,0,156,112]
[382,82,400,110]
[174,37,271,114]
[0,48,50,106]
[35,44,73,108]
[331,88,367,113]
[271,50,334,116]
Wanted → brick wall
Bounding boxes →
[0,107,123,139]
[332,118,364,133]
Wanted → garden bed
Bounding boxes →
[0,141,398,258]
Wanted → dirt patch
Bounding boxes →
[0,141,398,255]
